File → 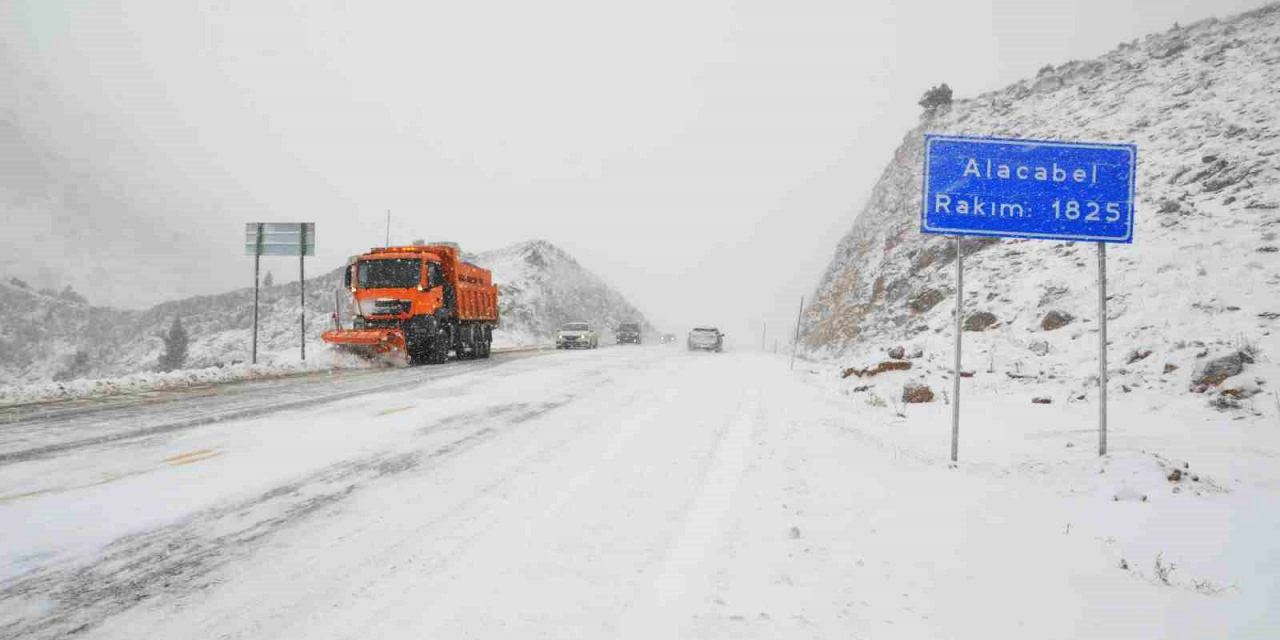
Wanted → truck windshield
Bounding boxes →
[619,324,639,332]
[357,259,421,289]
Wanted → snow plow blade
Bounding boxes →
[321,328,407,356]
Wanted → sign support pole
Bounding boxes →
[1098,242,1108,456]
[252,223,262,365]
[299,225,306,362]
[789,296,804,370]
[952,237,963,463]
[761,322,766,352]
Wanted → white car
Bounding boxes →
[556,322,599,349]
[687,327,724,352]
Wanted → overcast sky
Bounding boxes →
[0,0,1268,342]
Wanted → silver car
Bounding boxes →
[556,322,599,349]
[687,327,723,352]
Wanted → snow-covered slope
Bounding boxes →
[0,269,346,386]
[802,5,1280,405]
[471,240,651,344]
[0,240,649,386]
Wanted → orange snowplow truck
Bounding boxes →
[322,243,499,364]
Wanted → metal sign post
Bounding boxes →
[245,222,315,365]
[252,224,263,364]
[921,135,1136,461]
[299,225,306,362]
[952,237,963,463]
[1098,243,1108,455]
[790,296,804,370]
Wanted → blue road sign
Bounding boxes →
[921,135,1136,243]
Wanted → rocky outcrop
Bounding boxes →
[798,4,1280,388]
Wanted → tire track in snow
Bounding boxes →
[0,368,606,640]
[0,355,541,465]
[356,373,685,638]
[615,388,760,638]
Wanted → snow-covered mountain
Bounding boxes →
[0,240,649,385]
[801,5,1280,402]
[470,240,652,344]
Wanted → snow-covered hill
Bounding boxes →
[0,269,345,387]
[470,240,652,345]
[0,240,649,387]
[801,5,1280,408]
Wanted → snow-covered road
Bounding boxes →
[2,347,1275,638]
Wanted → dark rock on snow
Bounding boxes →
[902,382,935,403]
[963,312,998,332]
[1192,350,1253,386]
[1040,310,1074,331]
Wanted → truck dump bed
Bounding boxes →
[455,259,499,322]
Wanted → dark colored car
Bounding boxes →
[616,322,642,344]
[687,327,724,352]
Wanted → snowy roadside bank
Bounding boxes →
[0,341,551,407]
[792,349,1280,625]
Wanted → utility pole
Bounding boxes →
[761,322,766,351]
[789,296,804,370]
[385,210,390,247]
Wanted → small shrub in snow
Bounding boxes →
[158,317,190,372]
[917,83,953,111]
[1153,553,1175,585]
[52,349,90,382]
[58,285,87,305]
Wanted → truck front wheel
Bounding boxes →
[425,327,450,364]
